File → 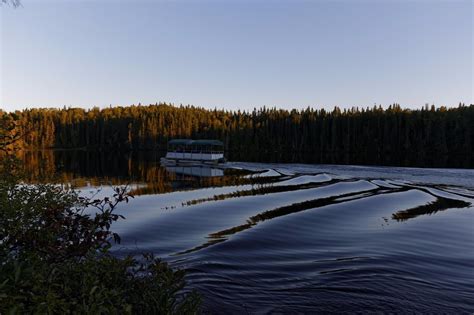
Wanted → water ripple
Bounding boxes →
[108,164,474,313]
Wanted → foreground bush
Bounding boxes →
[0,155,200,314]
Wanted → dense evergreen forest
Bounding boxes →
[2,103,473,168]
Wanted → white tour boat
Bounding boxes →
[160,139,226,165]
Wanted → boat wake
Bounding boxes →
[110,163,474,313]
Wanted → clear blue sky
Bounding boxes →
[1,0,472,112]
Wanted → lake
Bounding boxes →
[24,151,474,313]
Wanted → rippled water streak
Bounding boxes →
[44,158,474,313]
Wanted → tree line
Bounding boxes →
[2,103,473,168]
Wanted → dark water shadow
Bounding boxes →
[175,186,403,255]
[176,183,473,256]
[391,197,471,221]
[182,178,340,207]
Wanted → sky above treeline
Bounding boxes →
[1,0,472,112]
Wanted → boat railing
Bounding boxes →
[168,147,223,154]
[170,150,223,154]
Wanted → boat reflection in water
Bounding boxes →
[165,166,224,178]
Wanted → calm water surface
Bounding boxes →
[29,151,474,313]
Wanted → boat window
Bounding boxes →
[167,141,224,154]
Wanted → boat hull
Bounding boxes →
[160,157,226,166]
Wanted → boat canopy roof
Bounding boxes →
[168,139,223,146]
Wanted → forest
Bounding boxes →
[2,103,473,168]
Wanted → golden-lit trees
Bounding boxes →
[3,103,473,168]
